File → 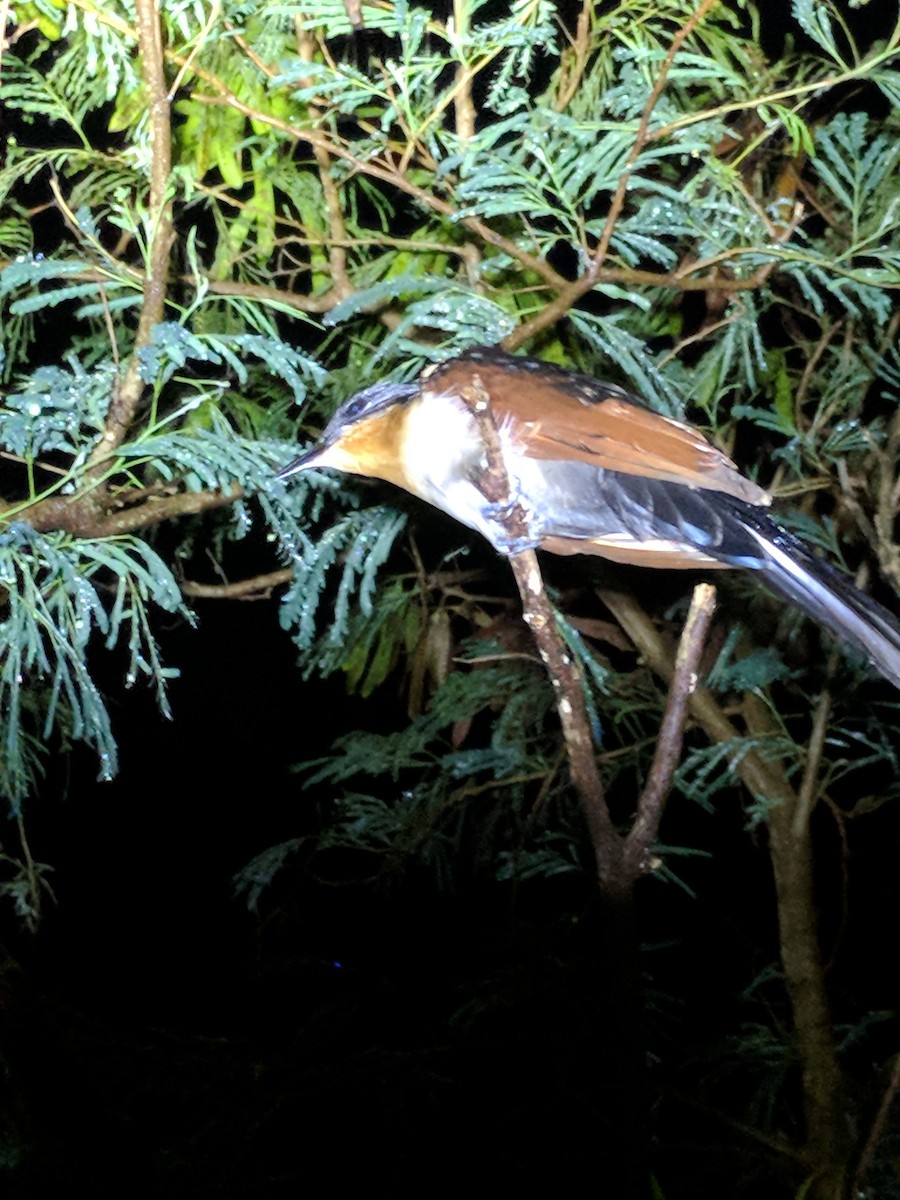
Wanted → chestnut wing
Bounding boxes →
[426,352,770,507]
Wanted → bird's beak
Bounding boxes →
[276,444,326,481]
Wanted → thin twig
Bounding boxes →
[202,278,345,313]
[624,583,717,875]
[47,176,145,282]
[554,0,593,113]
[180,568,293,599]
[649,44,900,144]
[590,0,720,279]
[15,813,46,932]
[167,0,220,100]
[792,682,832,838]
[794,322,843,427]
[296,14,353,299]
[503,0,723,351]
[597,587,793,803]
[852,1051,900,1198]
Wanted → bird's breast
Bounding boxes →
[397,392,500,531]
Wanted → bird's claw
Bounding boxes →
[483,499,540,556]
[494,532,542,557]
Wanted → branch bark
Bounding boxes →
[180,567,293,599]
[504,0,721,352]
[599,586,853,1197]
[88,0,174,466]
[457,373,717,1200]
[296,14,352,300]
[744,692,851,1200]
[457,375,620,884]
[623,582,716,876]
[26,484,241,537]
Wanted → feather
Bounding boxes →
[425,349,770,505]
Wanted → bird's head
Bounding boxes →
[277,378,420,486]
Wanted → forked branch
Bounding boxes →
[459,373,715,892]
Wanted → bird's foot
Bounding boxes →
[483,498,540,556]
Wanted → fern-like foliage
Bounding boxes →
[0,524,187,810]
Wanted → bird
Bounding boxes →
[278,345,900,689]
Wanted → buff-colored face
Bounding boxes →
[298,402,414,491]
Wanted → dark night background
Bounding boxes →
[2,521,898,1196]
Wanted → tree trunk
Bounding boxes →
[745,693,851,1198]
[594,873,652,1200]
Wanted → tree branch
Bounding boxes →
[453,374,721,895]
[623,582,717,875]
[744,691,851,1197]
[503,0,723,351]
[852,1051,900,1200]
[597,587,789,800]
[457,374,622,885]
[589,0,720,279]
[180,568,293,599]
[452,0,477,146]
[599,585,853,1192]
[26,484,241,537]
[296,14,353,300]
[88,0,174,465]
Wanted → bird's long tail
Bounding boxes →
[743,525,900,690]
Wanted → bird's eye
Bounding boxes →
[338,380,419,428]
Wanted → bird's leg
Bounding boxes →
[458,377,538,555]
[480,496,541,556]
